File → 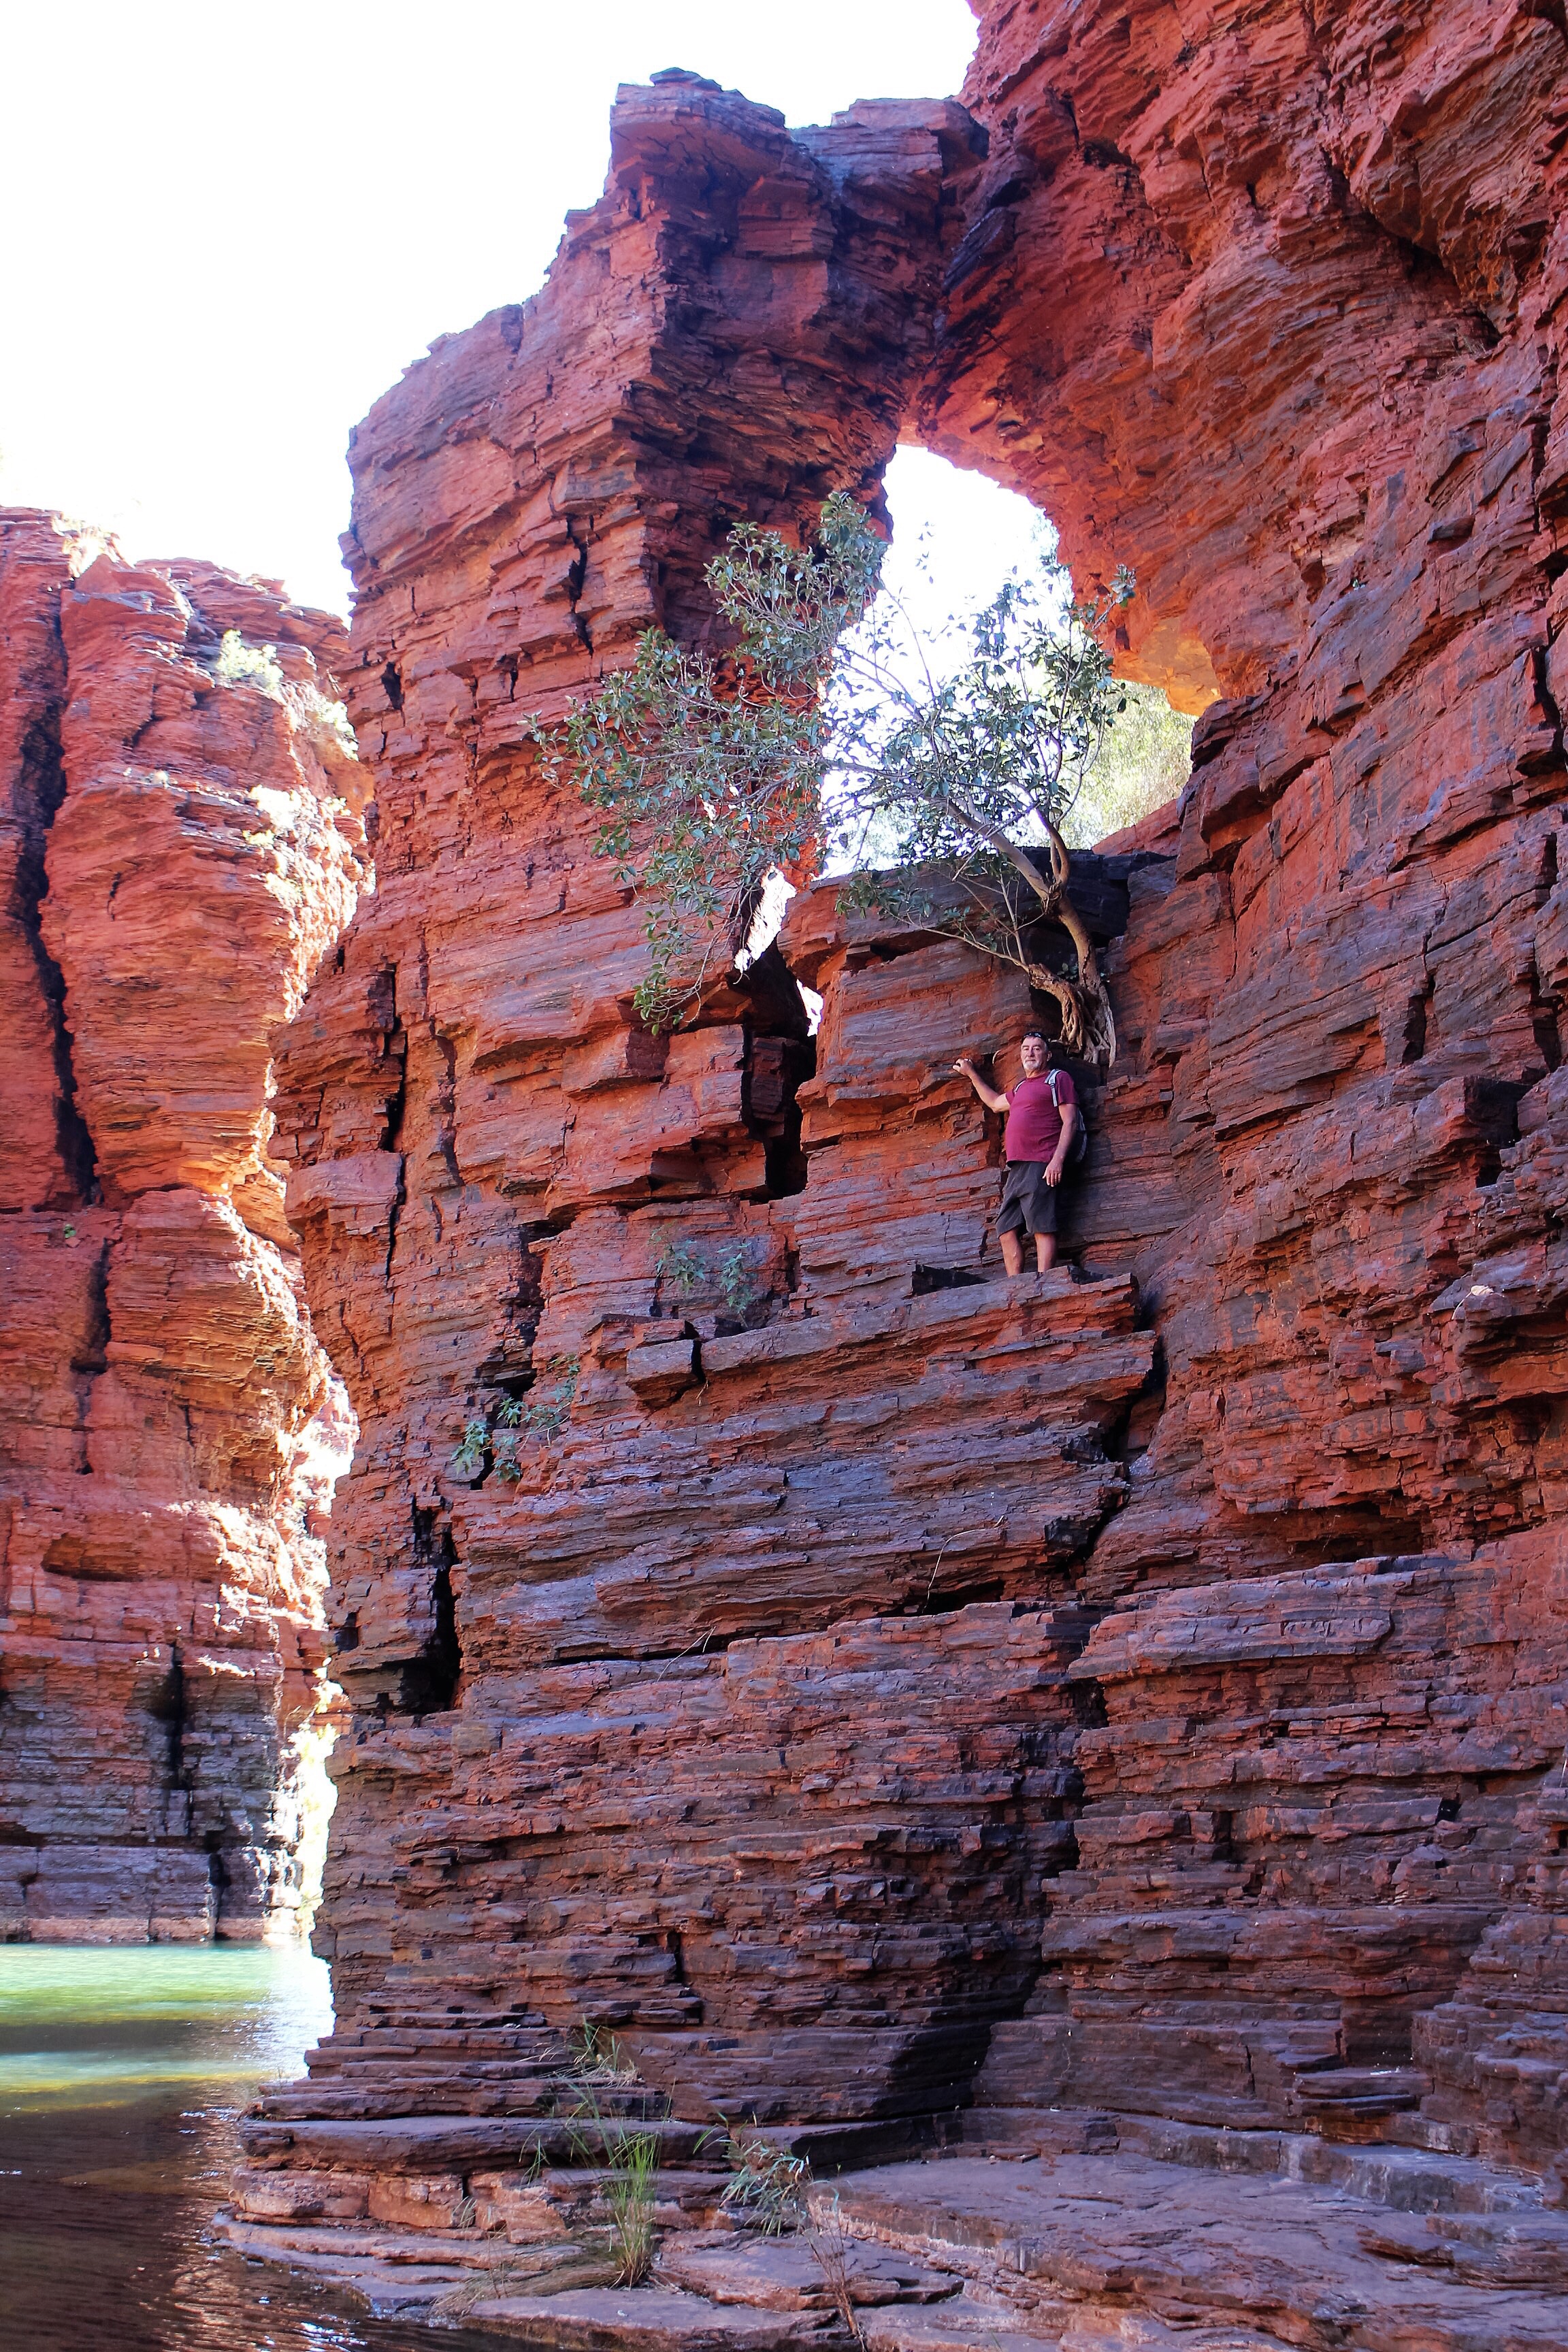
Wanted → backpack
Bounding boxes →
[1047,1068,1090,1167]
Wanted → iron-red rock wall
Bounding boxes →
[272,78,1111,2118]
[0,515,368,1939]
[259,3,1567,2198]
[938,0,1568,2172]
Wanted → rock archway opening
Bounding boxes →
[742,445,1194,989]
[860,444,1196,853]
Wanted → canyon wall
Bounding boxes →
[269,77,1056,2117]
[934,0,1568,2170]
[235,0,1568,2307]
[0,517,368,1939]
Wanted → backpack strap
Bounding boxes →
[1047,1068,1088,1159]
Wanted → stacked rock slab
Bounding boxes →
[238,2,1568,2323]
[0,514,368,1938]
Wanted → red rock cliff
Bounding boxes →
[935,0,1568,2170]
[0,517,369,1939]
[235,10,1568,2324]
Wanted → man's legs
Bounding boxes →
[1029,1164,1060,1271]
[999,1164,1060,1275]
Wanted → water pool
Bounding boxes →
[0,1945,500,2351]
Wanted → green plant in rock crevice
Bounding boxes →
[570,2021,640,2084]
[448,1358,581,1485]
[514,1356,581,1447]
[654,1237,759,1320]
[653,1237,706,1302]
[451,1415,490,1480]
[715,1243,754,1317]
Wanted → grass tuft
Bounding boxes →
[715,2129,811,2234]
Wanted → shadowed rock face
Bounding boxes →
[0,517,369,1940]
[248,5,1567,2257]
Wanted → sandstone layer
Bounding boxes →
[0,517,368,1939]
[235,7,1568,2344]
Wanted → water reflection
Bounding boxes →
[0,1947,502,2352]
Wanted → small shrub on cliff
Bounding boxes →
[213,627,359,760]
[451,1416,490,1480]
[653,1237,706,1299]
[448,1359,581,1484]
[531,495,1134,1059]
[715,1244,754,1318]
[654,1236,757,1317]
[517,1357,580,1446]
[215,629,286,697]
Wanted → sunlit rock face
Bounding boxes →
[943,0,1568,2173]
[270,74,1076,2117]
[253,0,1567,2229]
[0,516,368,1940]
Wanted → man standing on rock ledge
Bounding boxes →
[954,1029,1078,1275]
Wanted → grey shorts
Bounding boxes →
[998,1159,1062,1237]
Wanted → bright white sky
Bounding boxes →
[0,0,1041,627]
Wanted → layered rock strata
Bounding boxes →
[0,515,368,1938]
[229,2123,1568,2349]
[235,5,1568,2338]
[934,0,1568,2174]
[267,80,1049,2096]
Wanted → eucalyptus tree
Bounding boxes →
[531,492,1133,1059]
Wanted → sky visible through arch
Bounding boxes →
[0,0,1039,621]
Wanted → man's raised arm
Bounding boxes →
[954,1056,1009,1114]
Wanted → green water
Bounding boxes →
[0,1946,500,2351]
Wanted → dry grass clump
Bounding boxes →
[808,2191,868,2348]
[566,2025,662,2286]
[715,2130,812,2235]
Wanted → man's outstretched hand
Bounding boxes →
[954,1055,1010,1115]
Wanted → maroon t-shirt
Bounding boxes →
[1004,1068,1076,1163]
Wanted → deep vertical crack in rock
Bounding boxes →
[13,697,97,1205]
